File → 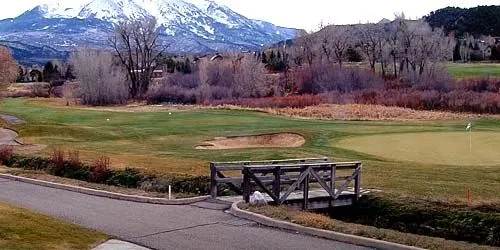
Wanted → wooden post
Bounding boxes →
[210,163,217,198]
[243,167,251,203]
[273,166,281,203]
[354,163,362,202]
[330,164,336,208]
[302,167,310,210]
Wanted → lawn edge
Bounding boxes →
[230,201,423,250]
[0,173,210,205]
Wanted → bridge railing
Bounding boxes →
[210,158,362,210]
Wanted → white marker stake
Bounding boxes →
[466,122,472,152]
[469,126,472,153]
[168,185,172,200]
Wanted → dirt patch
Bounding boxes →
[196,133,305,150]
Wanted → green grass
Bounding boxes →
[1,98,499,200]
[338,131,500,166]
[0,203,107,250]
[447,63,500,78]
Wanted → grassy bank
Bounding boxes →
[328,194,500,247]
[0,98,499,200]
[0,203,107,250]
[447,63,500,78]
[246,202,496,250]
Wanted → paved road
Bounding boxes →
[0,178,369,250]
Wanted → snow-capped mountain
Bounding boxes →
[0,0,298,64]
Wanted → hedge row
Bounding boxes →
[0,148,210,195]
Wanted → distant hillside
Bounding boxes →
[425,5,500,37]
[0,0,298,65]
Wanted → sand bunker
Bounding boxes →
[196,133,305,150]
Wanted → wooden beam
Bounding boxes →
[210,163,217,198]
[279,168,311,204]
[247,168,280,203]
[242,168,251,203]
[273,166,281,200]
[354,163,362,202]
[335,166,361,199]
[216,171,242,195]
[302,170,310,210]
[211,157,331,166]
[310,169,336,199]
[330,164,336,208]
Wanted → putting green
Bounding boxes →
[338,132,500,166]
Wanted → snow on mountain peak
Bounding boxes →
[79,0,150,22]
[35,0,242,27]
[38,2,84,18]
[2,0,297,63]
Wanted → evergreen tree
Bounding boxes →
[261,52,268,64]
[491,44,500,61]
[42,61,61,82]
[17,66,24,82]
[453,42,461,61]
[65,64,75,80]
[183,58,192,74]
[269,50,275,64]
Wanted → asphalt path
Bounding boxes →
[0,178,370,250]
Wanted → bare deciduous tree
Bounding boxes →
[319,25,354,68]
[71,48,128,105]
[459,33,474,62]
[110,16,163,99]
[294,31,317,68]
[0,46,18,84]
[233,55,267,98]
[393,18,454,82]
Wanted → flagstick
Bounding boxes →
[469,127,472,153]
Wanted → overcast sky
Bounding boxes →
[2,0,498,31]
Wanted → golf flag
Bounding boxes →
[466,122,472,131]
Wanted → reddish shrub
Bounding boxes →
[209,95,328,108]
[50,148,65,170]
[88,156,113,184]
[455,78,500,93]
[68,150,81,167]
[0,146,14,164]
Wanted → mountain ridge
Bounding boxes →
[0,0,298,65]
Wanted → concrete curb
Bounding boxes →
[0,173,210,205]
[92,239,150,250]
[230,201,423,250]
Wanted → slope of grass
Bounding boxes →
[0,203,107,250]
[0,98,499,200]
[447,63,500,78]
[246,204,495,250]
[338,131,500,166]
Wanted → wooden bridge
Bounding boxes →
[210,158,364,210]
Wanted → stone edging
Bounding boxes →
[230,201,423,250]
[0,173,210,205]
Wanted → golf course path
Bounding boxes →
[0,114,26,125]
[0,178,368,250]
[0,128,20,146]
